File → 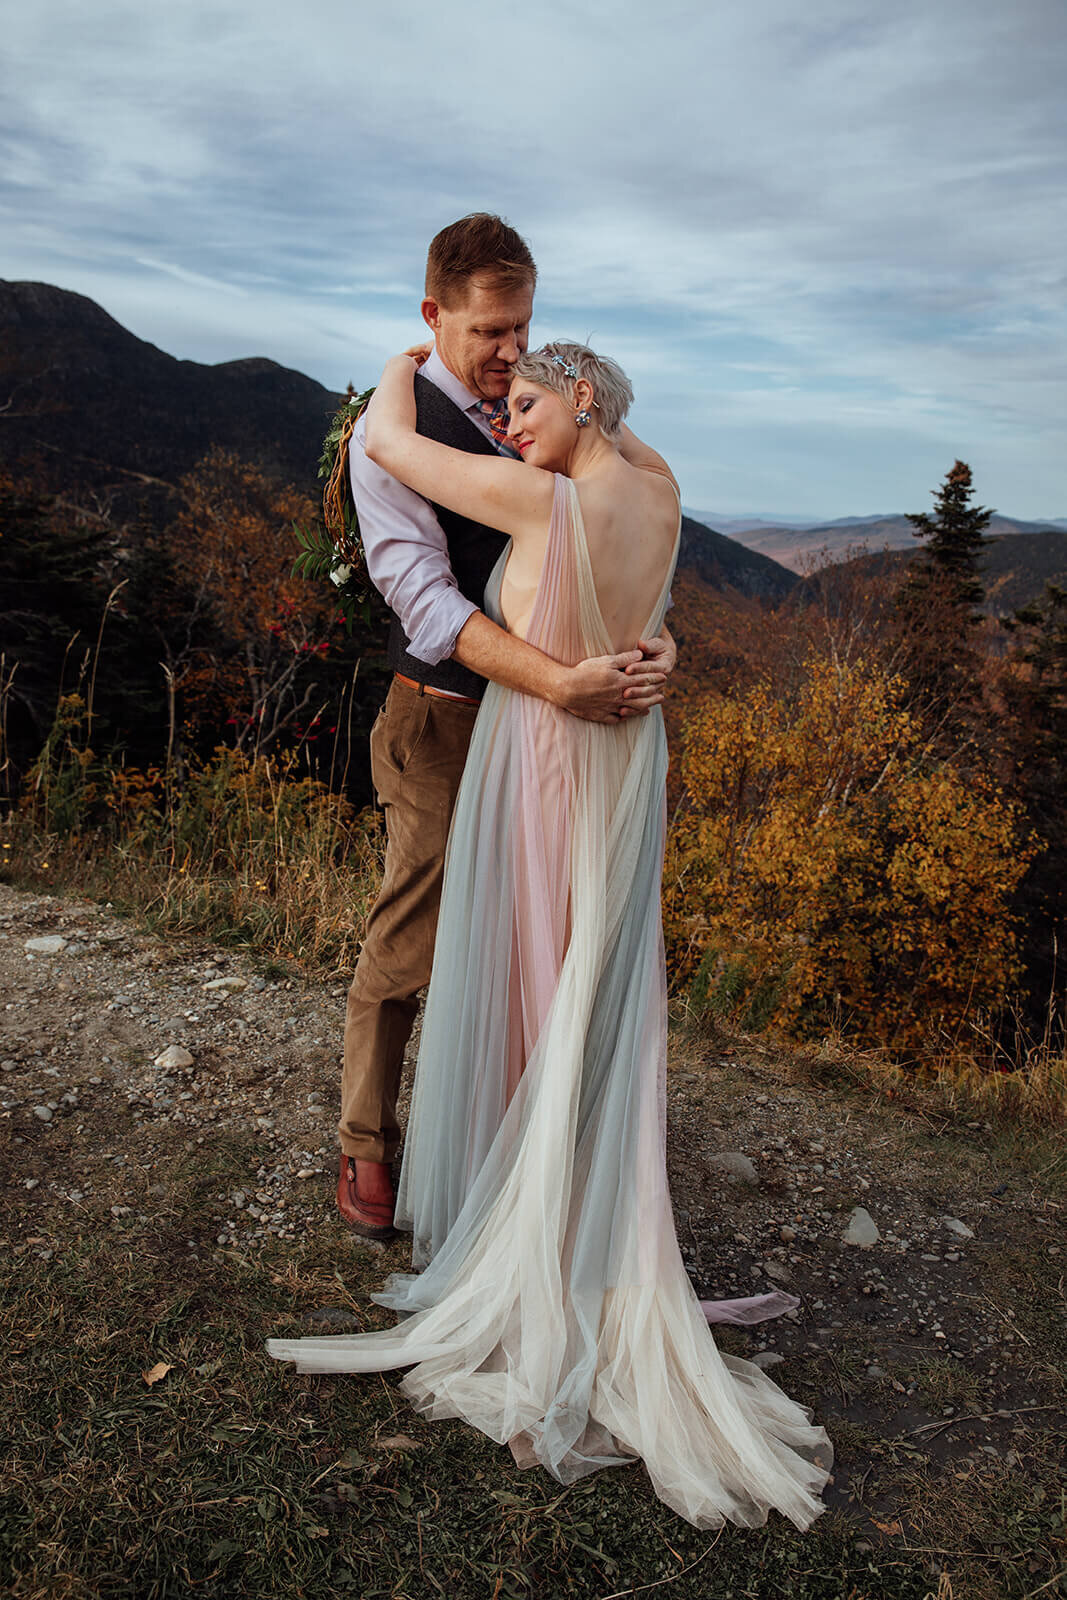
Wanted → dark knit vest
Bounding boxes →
[385,373,510,701]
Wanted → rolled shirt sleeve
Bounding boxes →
[349,412,479,666]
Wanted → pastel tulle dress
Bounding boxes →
[268,475,832,1529]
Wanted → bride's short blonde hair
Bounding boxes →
[511,342,633,438]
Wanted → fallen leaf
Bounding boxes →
[872,1518,903,1537]
[142,1361,174,1387]
[372,1433,422,1452]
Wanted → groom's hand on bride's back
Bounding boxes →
[561,633,674,723]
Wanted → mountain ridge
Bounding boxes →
[0,280,798,601]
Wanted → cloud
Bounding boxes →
[1,0,1064,515]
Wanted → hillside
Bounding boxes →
[822,530,1067,617]
[677,514,798,600]
[0,280,340,509]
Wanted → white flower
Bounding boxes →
[330,563,352,588]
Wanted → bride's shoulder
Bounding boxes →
[626,460,680,532]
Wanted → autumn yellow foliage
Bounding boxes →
[664,653,1035,1048]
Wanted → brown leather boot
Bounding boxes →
[336,1154,396,1239]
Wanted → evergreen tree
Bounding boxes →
[893,460,993,731]
[903,458,992,618]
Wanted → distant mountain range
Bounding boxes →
[687,508,1067,571]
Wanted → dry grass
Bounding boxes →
[3,742,384,976]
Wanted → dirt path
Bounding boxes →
[3,881,1065,1591]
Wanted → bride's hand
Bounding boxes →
[403,340,434,367]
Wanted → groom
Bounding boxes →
[337,213,675,1236]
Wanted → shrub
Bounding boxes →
[664,653,1035,1049]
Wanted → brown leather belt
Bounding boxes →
[393,672,480,707]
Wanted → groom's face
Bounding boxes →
[422,273,534,401]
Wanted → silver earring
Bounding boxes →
[575,409,592,428]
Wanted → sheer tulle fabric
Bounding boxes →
[268,477,832,1529]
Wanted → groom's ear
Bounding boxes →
[421,297,443,334]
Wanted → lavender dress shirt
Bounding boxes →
[349,348,501,668]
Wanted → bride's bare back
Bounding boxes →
[500,457,679,650]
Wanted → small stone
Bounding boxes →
[843,1206,881,1247]
[25,936,67,956]
[32,1105,53,1122]
[942,1216,974,1239]
[865,1364,886,1381]
[307,1307,362,1331]
[763,1259,793,1283]
[779,1225,796,1244]
[154,1045,194,1070]
[204,976,247,993]
[751,1351,785,1370]
[707,1152,759,1186]
[24,1177,40,1190]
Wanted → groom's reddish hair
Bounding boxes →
[426,214,537,309]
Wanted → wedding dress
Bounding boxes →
[268,476,831,1529]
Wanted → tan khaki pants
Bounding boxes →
[339,677,480,1162]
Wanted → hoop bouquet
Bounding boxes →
[292,386,375,628]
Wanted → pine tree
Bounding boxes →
[904,458,992,618]
[893,460,993,730]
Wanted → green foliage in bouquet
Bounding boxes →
[291,386,376,631]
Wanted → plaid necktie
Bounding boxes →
[477,398,523,460]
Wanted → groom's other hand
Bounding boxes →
[561,649,665,723]
[618,629,676,717]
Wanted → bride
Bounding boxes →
[268,342,831,1530]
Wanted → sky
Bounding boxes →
[2,0,1065,519]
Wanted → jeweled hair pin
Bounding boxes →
[544,350,580,380]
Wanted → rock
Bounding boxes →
[204,976,247,993]
[763,1259,793,1283]
[307,1307,362,1331]
[942,1216,974,1239]
[865,1364,887,1381]
[707,1152,759,1186]
[24,1177,40,1190]
[751,1351,785,1370]
[779,1225,797,1244]
[154,1045,194,1070]
[32,1105,53,1122]
[25,936,67,956]
[843,1206,881,1247]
